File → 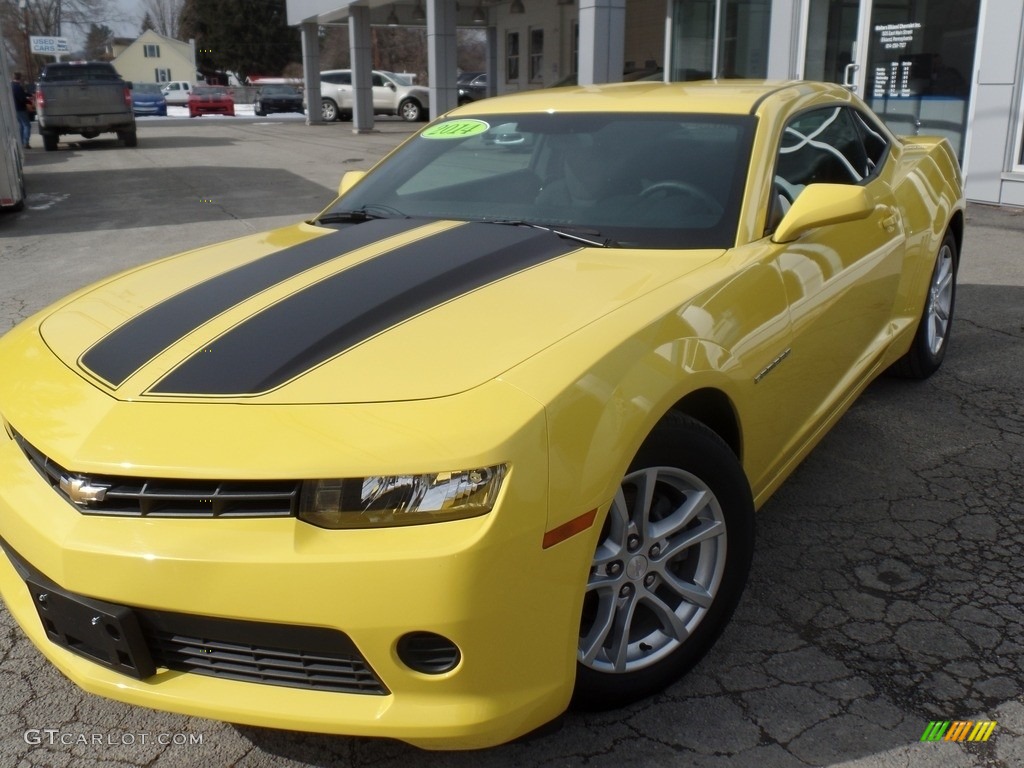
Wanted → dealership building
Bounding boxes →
[287,0,1024,207]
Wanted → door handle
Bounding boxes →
[842,63,859,91]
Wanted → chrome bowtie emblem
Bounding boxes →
[59,475,109,506]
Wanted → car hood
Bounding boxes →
[36,219,724,405]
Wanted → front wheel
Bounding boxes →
[573,412,754,710]
[399,98,423,122]
[890,229,958,379]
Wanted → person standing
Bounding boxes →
[11,71,32,149]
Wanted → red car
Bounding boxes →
[188,85,235,118]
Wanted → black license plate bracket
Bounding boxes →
[24,574,156,679]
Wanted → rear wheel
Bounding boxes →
[890,229,958,379]
[573,413,754,710]
[118,129,137,147]
[321,98,339,122]
[42,130,58,151]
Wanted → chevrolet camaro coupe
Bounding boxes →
[0,81,964,749]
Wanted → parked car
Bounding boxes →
[457,71,488,104]
[0,81,965,750]
[161,80,193,106]
[34,61,136,150]
[319,69,429,122]
[130,83,168,117]
[254,84,304,116]
[188,85,235,118]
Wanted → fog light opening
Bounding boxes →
[396,632,461,674]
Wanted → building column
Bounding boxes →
[766,0,801,80]
[349,4,375,133]
[300,22,322,125]
[427,0,459,119]
[578,0,626,85]
[486,24,498,97]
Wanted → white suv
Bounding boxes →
[319,70,429,122]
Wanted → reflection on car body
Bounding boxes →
[0,80,964,750]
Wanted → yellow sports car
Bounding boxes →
[0,81,964,749]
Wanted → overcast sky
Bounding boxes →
[109,0,143,36]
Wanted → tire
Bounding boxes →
[255,103,266,116]
[42,131,58,151]
[572,412,754,710]
[889,229,958,379]
[119,130,137,148]
[399,98,423,122]
[321,98,339,122]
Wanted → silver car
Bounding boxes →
[319,69,429,122]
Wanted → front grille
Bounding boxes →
[138,611,388,695]
[13,430,300,518]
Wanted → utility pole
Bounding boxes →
[20,0,33,81]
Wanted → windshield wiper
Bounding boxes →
[483,219,616,248]
[313,204,408,225]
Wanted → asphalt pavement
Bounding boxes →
[0,117,1022,768]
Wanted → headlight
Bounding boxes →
[299,465,506,529]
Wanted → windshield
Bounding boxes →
[323,112,754,249]
[133,83,163,94]
[383,71,414,86]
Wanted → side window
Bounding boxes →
[507,32,520,82]
[851,109,890,173]
[776,107,869,195]
[768,106,881,235]
[372,73,385,87]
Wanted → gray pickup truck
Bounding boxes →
[35,62,137,151]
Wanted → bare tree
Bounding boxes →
[140,0,184,39]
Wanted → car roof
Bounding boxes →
[457,80,851,117]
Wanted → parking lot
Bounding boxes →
[1,117,1022,768]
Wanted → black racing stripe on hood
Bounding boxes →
[149,223,577,396]
[80,219,424,388]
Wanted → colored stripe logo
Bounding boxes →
[80,218,426,388]
[149,222,576,396]
[920,721,997,742]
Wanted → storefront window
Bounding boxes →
[670,0,770,81]
[863,0,979,160]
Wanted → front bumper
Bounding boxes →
[0,377,596,749]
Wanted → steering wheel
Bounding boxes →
[639,180,723,216]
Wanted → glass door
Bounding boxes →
[800,0,980,161]
[800,0,872,92]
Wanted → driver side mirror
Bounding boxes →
[338,170,366,197]
[771,183,874,244]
